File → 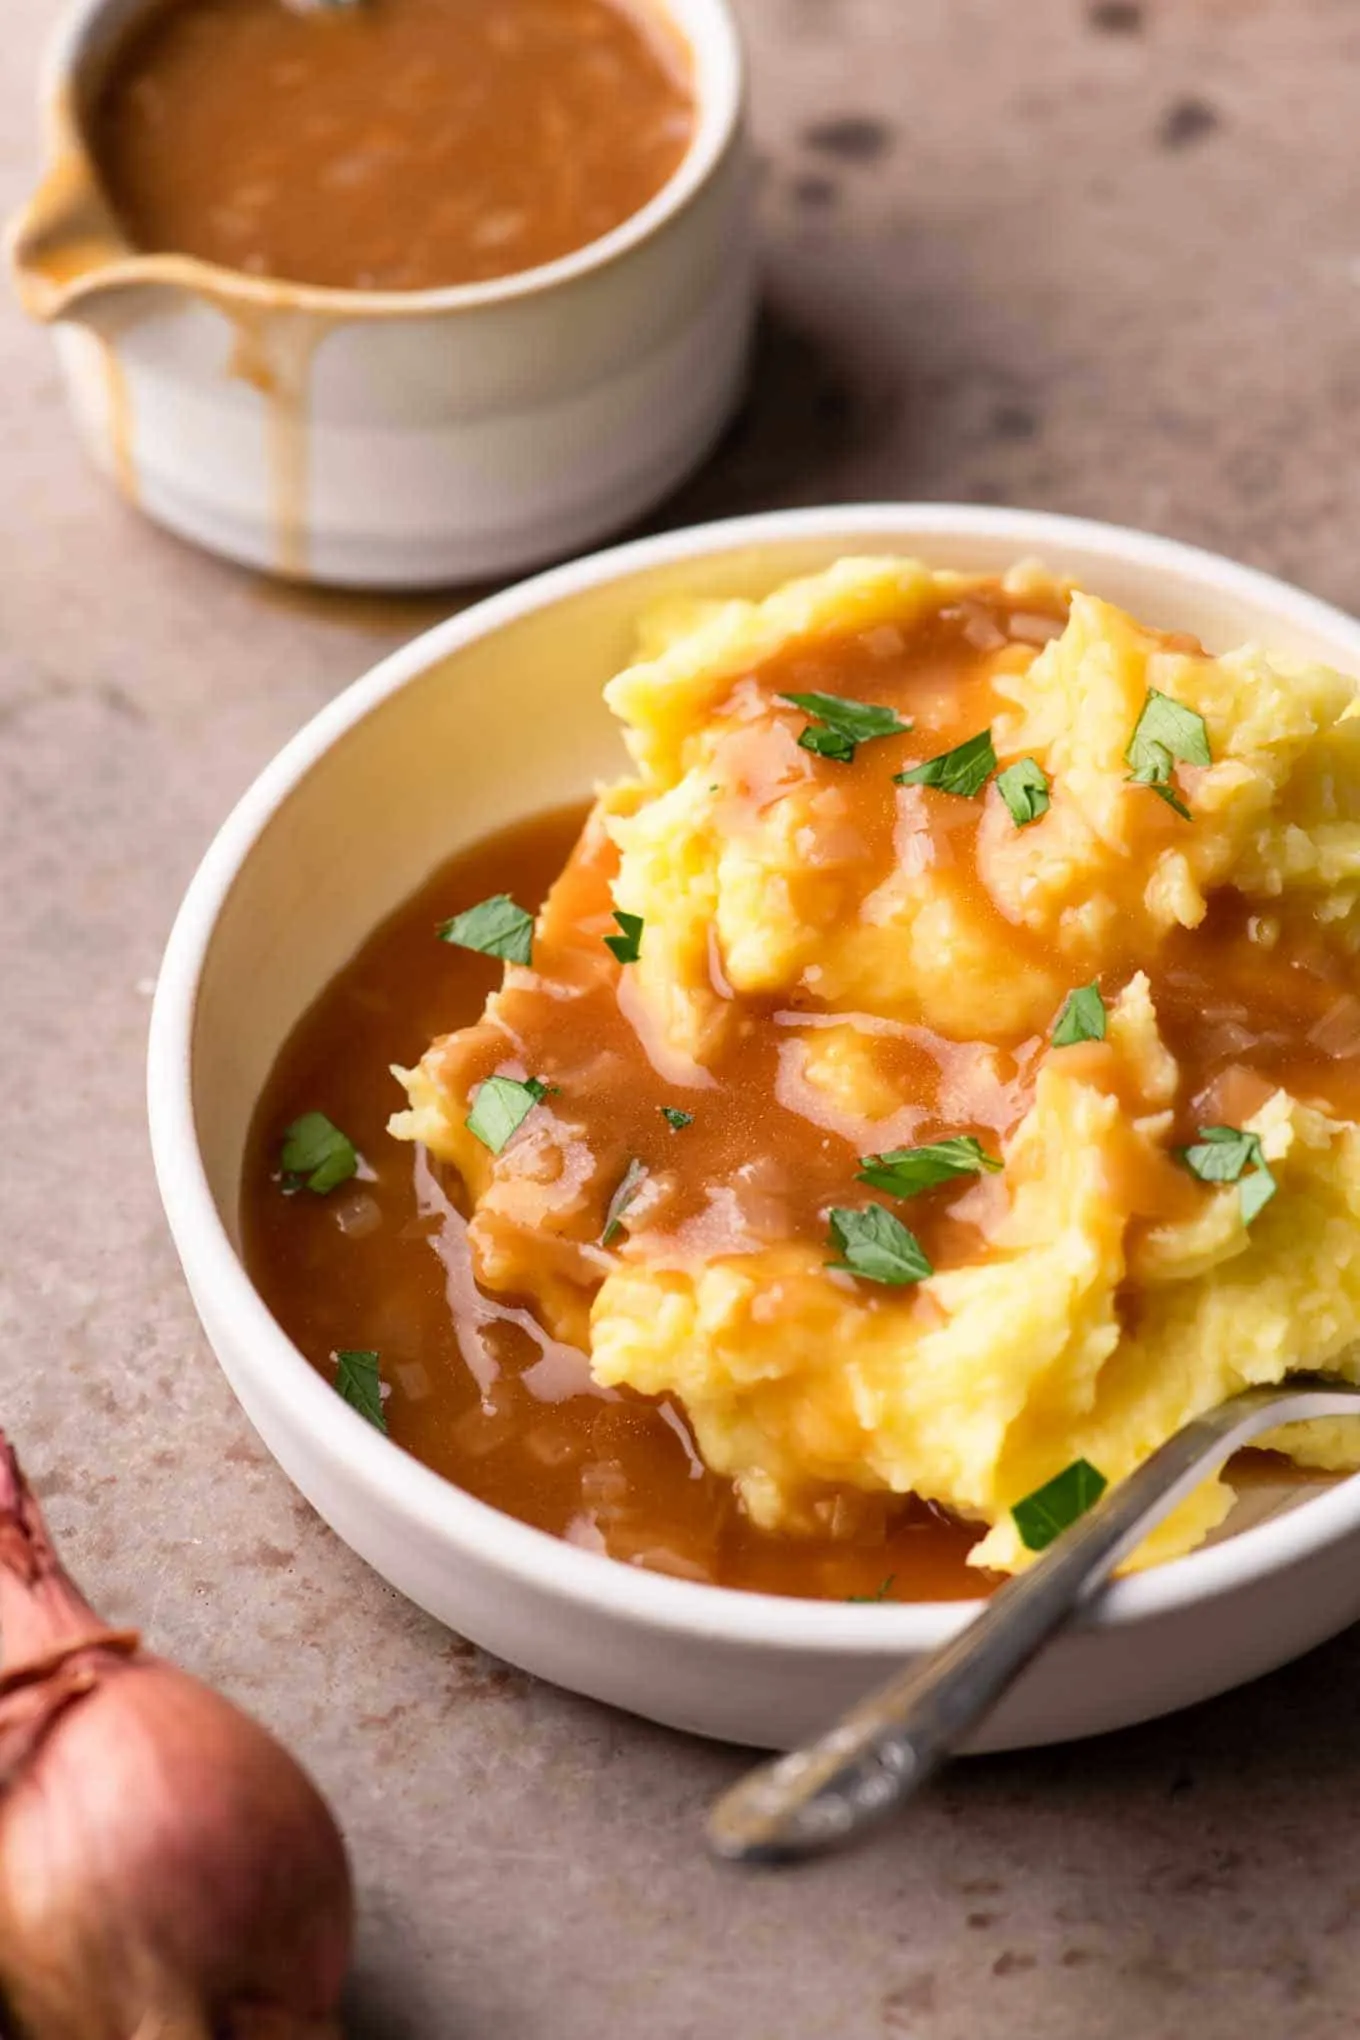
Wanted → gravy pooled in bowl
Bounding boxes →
[244,804,987,1602]
[91,0,695,291]
[245,558,1360,1597]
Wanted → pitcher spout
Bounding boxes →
[6,78,196,327]
[6,81,137,325]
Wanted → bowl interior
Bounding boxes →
[184,508,1360,1604]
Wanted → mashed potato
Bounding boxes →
[393,559,1360,1574]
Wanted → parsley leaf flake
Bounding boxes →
[1012,1458,1107,1552]
[1127,688,1211,771]
[1125,689,1209,820]
[894,728,998,798]
[437,893,534,965]
[660,1106,693,1131]
[847,1574,897,1603]
[1051,982,1107,1047]
[601,1157,649,1247]
[857,1135,1001,1198]
[995,756,1051,828]
[1181,1124,1277,1224]
[335,1349,388,1435]
[604,910,644,964]
[826,1204,933,1286]
[465,1074,550,1154]
[798,724,857,763]
[780,690,910,765]
[279,1112,359,1196]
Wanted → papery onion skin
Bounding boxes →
[0,1435,353,2039]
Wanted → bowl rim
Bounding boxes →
[148,502,1360,1658]
[11,0,745,324]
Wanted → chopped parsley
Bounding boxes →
[437,893,534,966]
[1237,1169,1278,1228]
[995,756,1051,827]
[798,725,858,763]
[601,1157,649,1247]
[1011,1458,1107,1552]
[780,689,910,765]
[279,1112,358,1196]
[1127,688,1211,771]
[1051,982,1107,1047]
[847,1574,897,1603]
[857,1135,1001,1198]
[1181,1124,1278,1224]
[604,910,644,964]
[1125,689,1210,820]
[894,727,998,798]
[660,1106,694,1131]
[465,1074,551,1154]
[335,1349,387,1435]
[826,1204,933,1287]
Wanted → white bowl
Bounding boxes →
[148,505,1360,1750]
[7,0,752,588]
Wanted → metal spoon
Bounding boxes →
[708,1374,1360,1867]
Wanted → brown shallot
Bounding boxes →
[0,1432,352,2038]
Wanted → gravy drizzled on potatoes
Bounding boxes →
[247,560,1360,1593]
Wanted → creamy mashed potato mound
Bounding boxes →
[393,558,1360,1576]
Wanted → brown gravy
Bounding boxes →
[91,0,695,292]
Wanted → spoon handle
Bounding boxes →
[707,1376,1360,1866]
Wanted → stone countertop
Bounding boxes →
[4,1,1360,2033]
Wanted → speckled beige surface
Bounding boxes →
[6,1,1360,2032]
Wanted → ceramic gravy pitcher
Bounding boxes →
[8,0,753,588]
